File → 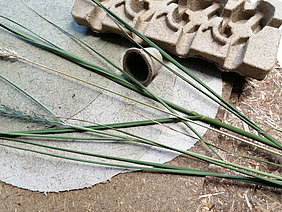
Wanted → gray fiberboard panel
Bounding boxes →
[0,0,222,192]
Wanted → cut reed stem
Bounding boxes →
[1,139,278,187]
[0,43,278,150]
[0,10,281,188]
[88,0,279,148]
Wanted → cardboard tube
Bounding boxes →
[123,47,163,86]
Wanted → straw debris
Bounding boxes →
[0,47,18,59]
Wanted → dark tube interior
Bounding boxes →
[125,52,149,81]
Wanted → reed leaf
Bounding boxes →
[2,12,223,159]
[9,112,282,158]
[0,17,279,150]
[1,105,281,185]
[0,10,281,189]
[0,73,64,124]
[13,54,282,150]
[89,0,280,148]
[3,130,281,168]
[4,119,282,184]
[0,138,280,188]
[1,104,280,158]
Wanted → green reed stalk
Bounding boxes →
[89,0,279,147]
[0,20,279,150]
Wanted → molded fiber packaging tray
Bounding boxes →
[72,0,282,79]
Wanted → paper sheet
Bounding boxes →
[0,0,222,192]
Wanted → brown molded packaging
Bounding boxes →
[72,0,282,79]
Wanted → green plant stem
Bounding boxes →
[210,143,282,168]
[11,11,223,160]
[86,123,282,182]
[38,121,282,183]
[0,138,280,188]
[18,53,282,150]
[0,133,128,141]
[1,107,281,185]
[4,129,281,167]
[89,0,279,148]
[0,74,64,124]
[4,108,279,157]
[87,121,282,182]
[255,121,282,133]
[110,16,261,140]
[3,113,281,166]
[0,15,60,49]
[5,115,281,184]
[0,20,279,150]
[0,138,197,172]
[12,118,282,158]
[0,12,281,188]
[15,116,195,134]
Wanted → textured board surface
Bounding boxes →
[0,0,222,192]
[72,0,282,79]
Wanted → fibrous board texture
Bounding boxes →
[72,0,282,79]
[0,0,222,192]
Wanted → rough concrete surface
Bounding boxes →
[72,0,282,79]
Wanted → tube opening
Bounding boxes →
[124,52,149,82]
